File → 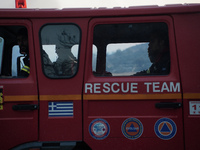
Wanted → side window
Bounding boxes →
[40,24,80,78]
[0,26,29,78]
[0,37,4,75]
[92,22,170,76]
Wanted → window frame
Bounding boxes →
[39,23,82,79]
[0,37,4,75]
[0,25,30,78]
[91,20,171,77]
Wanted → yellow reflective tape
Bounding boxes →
[24,66,30,70]
[4,95,81,102]
[0,105,3,110]
[183,93,200,99]
[4,93,198,102]
[4,95,38,102]
[21,68,30,73]
[40,95,81,101]
[83,93,182,100]
[146,68,150,74]
[0,92,3,103]
[21,65,30,74]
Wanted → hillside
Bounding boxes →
[106,43,151,75]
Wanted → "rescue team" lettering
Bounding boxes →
[85,82,180,94]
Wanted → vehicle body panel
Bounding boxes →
[0,4,199,150]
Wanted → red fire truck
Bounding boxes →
[0,1,200,149]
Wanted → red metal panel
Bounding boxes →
[173,13,200,150]
[32,18,89,141]
[0,20,38,150]
[83,16,184,149]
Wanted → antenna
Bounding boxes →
[15,0,27,8]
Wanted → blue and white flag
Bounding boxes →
[48,102,73,117]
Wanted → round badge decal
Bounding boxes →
[154,118,177,140]
[121,118,143,140]
[89,118,110,140]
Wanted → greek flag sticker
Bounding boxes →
[48,102,73,117]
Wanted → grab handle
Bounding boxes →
[12,104,38,111]
[155,102,182,109]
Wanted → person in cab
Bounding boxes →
[17,28,30,77]
[54,43,77,77]
[134,31,170,76]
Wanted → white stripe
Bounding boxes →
[56,106,73,109]
[56,103,73,105]
[49,110,73,112]
[49,113,73,116]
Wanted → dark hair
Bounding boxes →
[151,29,169,49]
[17,28,28,37]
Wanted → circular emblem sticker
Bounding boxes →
[154,118,177,140]
[121,118,143,140]
[89,118,110,140]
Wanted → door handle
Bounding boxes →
[155,102,182,109]
[12,104,38,111]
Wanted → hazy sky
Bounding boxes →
[1,0,200,8]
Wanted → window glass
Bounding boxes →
[40,24,80,78]
[92,22,170,76]
[0,37,4,75]
[0,26,29,78]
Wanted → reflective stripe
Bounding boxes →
[3,93,199,102]
[40,95,81,101]
[83,93,182,100]
[4,95,38,102]
[146,68,150,74]
[184,93,200,99]
[21,65,30,74]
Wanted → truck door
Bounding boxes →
[83,16,184,149]
[173,13,200,150]
[0,20,38,150]
[32,18,88,142]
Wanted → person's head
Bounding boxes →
[55,44,67,58]
[148,31,169,63]
[17,28,29,55]
[55,43,75,62]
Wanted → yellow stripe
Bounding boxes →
[0,92,3,103]
[40,95,81,101]
[24,66,30,70]
[83,93,182,100]
[21,65,30,74]
[5,93,199,102]
[4,95,38,102]
[183,93,200,99]
[4,95,82,102]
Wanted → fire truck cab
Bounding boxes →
[0,3,200,150]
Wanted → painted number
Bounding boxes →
[189,101,200,115]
